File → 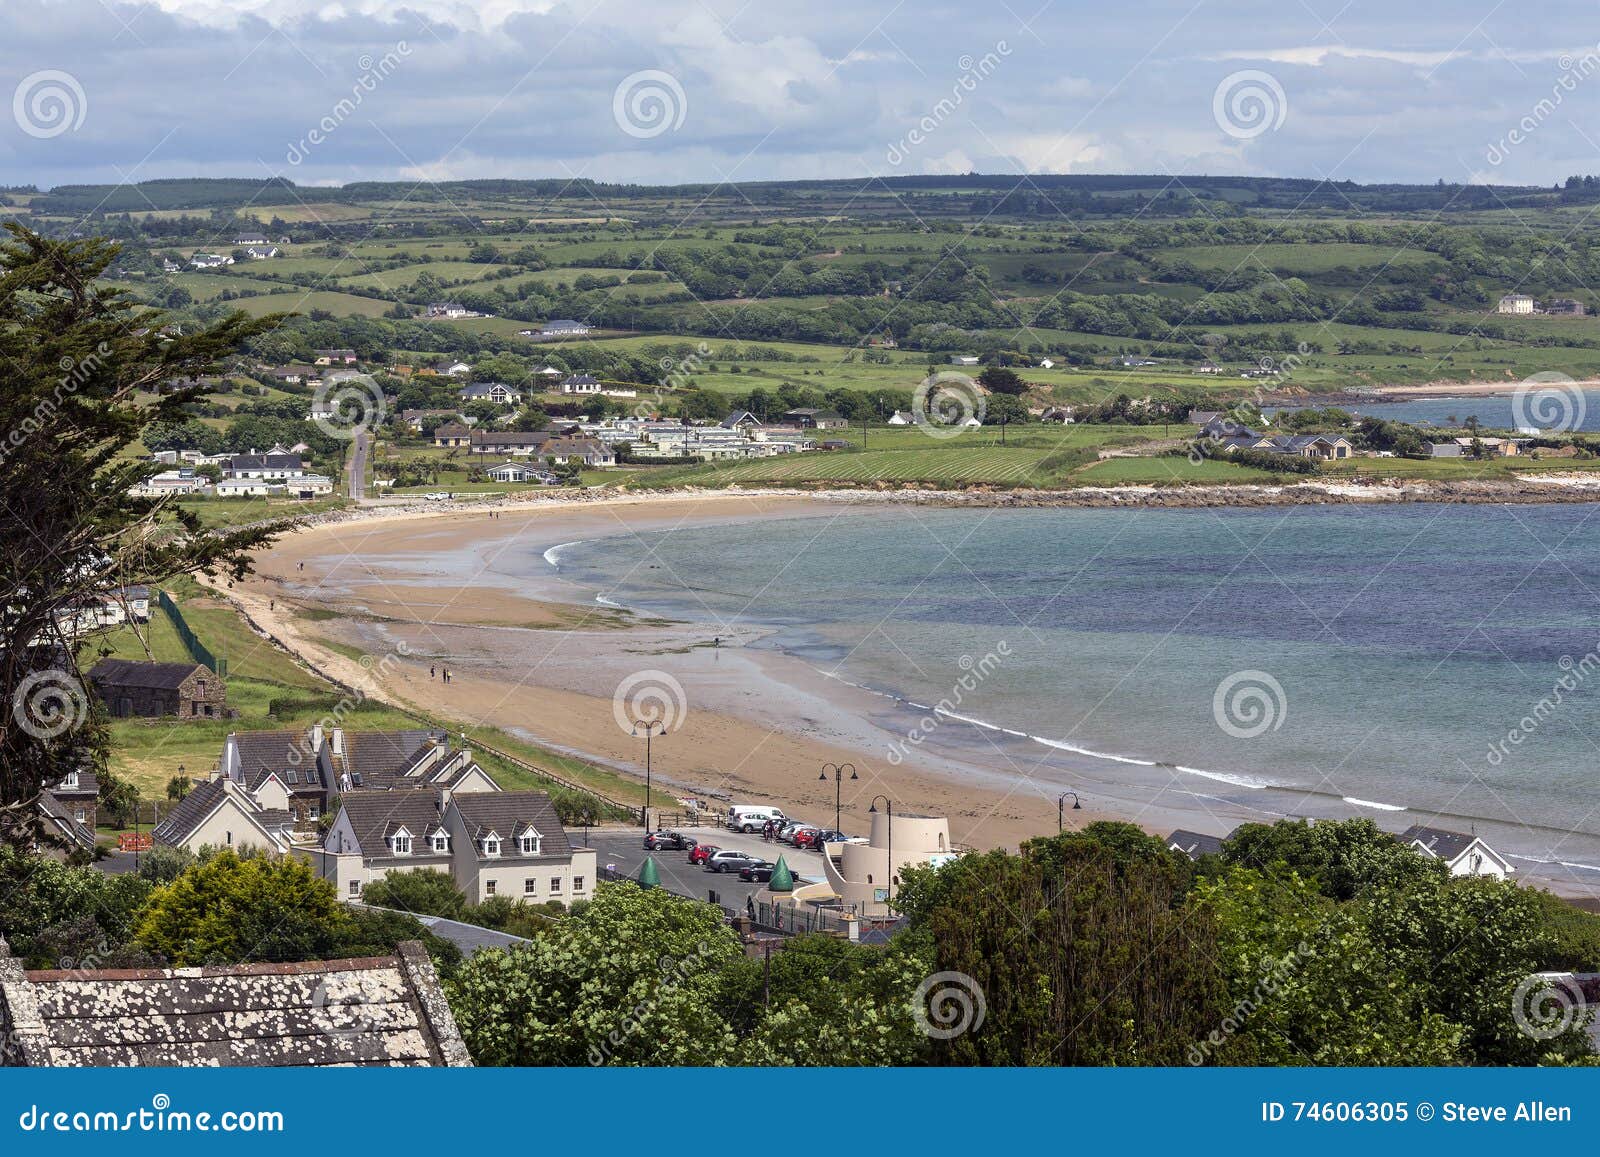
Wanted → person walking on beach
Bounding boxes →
[430,665,435,679]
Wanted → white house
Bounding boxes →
[1497,294,1536,316]
[559,374,602,395]
[1399,825,1514,879]
[458,382,522,406]
[444,361,473,377]
[243,245,279,260]
[541,319,592,337]
[189,253,233,268]
[484,460,554,484]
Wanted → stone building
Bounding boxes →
[0,938,472,1066]
[87,658,227,720]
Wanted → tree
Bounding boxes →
[0,227,285,846]
[446,884,742,1065]
[360,869,468,920]
[0,844,153,968]
[1223,818,1443,901]
[977,365,1026,395]
[982,393,1030,427]
[135,850,348,965]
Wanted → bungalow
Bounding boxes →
[560,374,602,395]
[541,437,613,468]
[444,361,472,377]
[469,431,551,457]
[188,253,232,268]
[949,356,980,366]
[318,789,594,906]
[458,382,522,407]
[432,422,472,448]
[224,451,306,480]
[267,365,317,385]
[426,302,473,319]
[314,348,359,365]
[1040,407,1076,424]
[1426,441,1464,458]
[722,410,762,430]
[485,460,543,484]
[1399,824,1514,879]
[243,245,279,260]
[233,234,269,247]
[782,408,849,430]
[87,658,226,720]
[1271,434,1353,461]
[886,411,914,425]
[541,319,591,337]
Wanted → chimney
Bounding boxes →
[309,723,323,753]
[330,727,344,756]
[438,786,453,812]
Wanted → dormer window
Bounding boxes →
[518,828,542,855]
[390,828,412,855]
[285,769,298,785]
[481,834,501,857]
[61,771,78,790]
[430,830,451,853]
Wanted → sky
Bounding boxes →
[2,0,1599,191]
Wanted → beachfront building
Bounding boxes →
[815,810,959,916]
[1399,825,1514,879]
[314,789,595,906]
[1166,829,1226,860]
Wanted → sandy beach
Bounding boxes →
[225,492,1162,853]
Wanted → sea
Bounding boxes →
[544,503,1600,879]
[1270,387,1600,432]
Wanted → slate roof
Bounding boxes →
[1166,829,1225,860]
[468,431,550,449]
[339,730,444,788]
[151,779,237,846]
[458,382,519,398]
[331,791,452,859]
[88,658,206,692]
[452,792,571,860]
[228,453,303,472]
[35,794,95,851]
[231,730,325,794]
[1399,824,1477,862]
[47,769,98,800]
[0,939,472,1066]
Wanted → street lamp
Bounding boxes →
[631,719,665,826]
[580,808,594,849]
[1057,790,1082,832]
[818,762,858,832]
[868,795,893,904]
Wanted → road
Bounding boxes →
[346,430,369,501]
[588,829,826,911]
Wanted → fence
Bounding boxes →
[156,589,227,677]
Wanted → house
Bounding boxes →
[0,937,473,1066]
[444,361,472,377]
[426,302,474,319]
[47,768,98,830]
[152,777,291,856]
[402,409,465,432]
[1166,829,1225,860]
[314,348,359,365]
[243,245,279,260]
[129,470,205,497]
[1271,434,1353,461]
[233,234,269,247]
[188,252,232,268]
[1426,441,1464,458]
[458,382,522,407]
[433,422,472,448]
[560,374,603,395]
[224,451,306,480]
[1038,358,1054,368]
[721,410,762,430]
[536,365,564,378]
[87,658,226,720]
[886,411,914,426]
[782,408,849,430]
[1497,294,1536,315]
[541,319,592,337]
[484,460,558,484]
[1195,360,1224,375]
[267,365,316,385]
[468,431,551,457]
[1040,406,1076,424]
[318,790,595,906]
[1547,298,1588,317]
[1399,824,1514,880]
[1120,356,1160,367]
[949,355,980,366]
[31,793,97,859]
[541,437,613,467]
[161,258,181,273]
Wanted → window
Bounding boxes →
[485,880,497,897]
[482,837,500,856]
[392,834,411,855]
[519,833,541,854]
[285,769,298,785]
[349,880,361,897]
[432,833,450,853]
[524,878,537,895]
[61,771,78,789]
[573,876,585,892]
[73,807,85,823]
[549,876,562,893]
[308,804,319,820]
[226,831,233,845]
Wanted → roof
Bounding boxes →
[88,658,208,692]
[1400,824,1479,862]
[228,453,303,471]
[543,319,589,329]
[450,792,572,859]
[469,431,550,447]
[151,779,255,846]
[331,791,452,858]
[1166,830,1225,860]
[35,794,96,850]
[458,381,519,397]
[230,730,325,794]
[47,769,98,800]
[562,373,600,385]
[0,939,472,1066]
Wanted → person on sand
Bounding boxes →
[430,665,435,679]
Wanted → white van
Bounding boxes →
[726,805,786,833]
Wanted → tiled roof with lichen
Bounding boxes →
[0,940,472,1067]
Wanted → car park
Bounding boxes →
[727,805,786,833]
[688,844,718,865]
[737,860,777,882]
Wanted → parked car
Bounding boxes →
[644,830,695,851]
[787,826,822,848]
[737,860,777,882]
[688,844,718,865]
[728,805,786,833]
[796,828,844,849]
[705,850,763,874]
[776,821,809,843]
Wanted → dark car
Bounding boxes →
[644,830,696,851]
[797,828,845,849]
[738,860,778,882]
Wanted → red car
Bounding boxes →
[688,843,718,865]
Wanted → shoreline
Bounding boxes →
[224,490,1600,898]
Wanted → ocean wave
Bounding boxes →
[1341,795,1407,812]
[1173,765,1279,791]
[1031,736,1157,767]
[543,539,589,569]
